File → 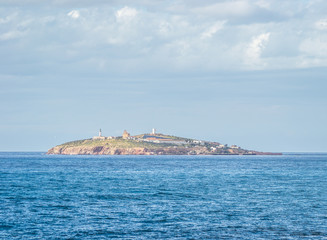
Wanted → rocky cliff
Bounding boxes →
[47,145,217,155]
[47,135,281,155]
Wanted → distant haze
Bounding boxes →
[0,0,326,152]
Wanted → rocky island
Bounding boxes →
[47,129,281,155]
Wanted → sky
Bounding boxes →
[0,0,327,152]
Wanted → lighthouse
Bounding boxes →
[152,128,156,135]
[93,129,105,140]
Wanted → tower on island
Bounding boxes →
[152,128,156,135]
[93,128,105,140]
[122,130,130,139]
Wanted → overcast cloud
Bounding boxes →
[1,0,327,76]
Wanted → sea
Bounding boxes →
[0,152,326,239]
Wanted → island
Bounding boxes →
[47,129,281,155]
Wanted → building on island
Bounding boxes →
[231,145,240,149]
[122,130,130,139]
[93,129,106,140]
[151,128,156,135]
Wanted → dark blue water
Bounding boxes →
[0,153,326,239]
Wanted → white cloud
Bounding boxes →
[255,0,270,9]
[157,21,172,37]
[0,30,25,41]
[115,6,138,22]
[201,21,226,39]
[315,19,327,30]
[245,33,271,68]
[192,1,253,18]
[300,37,327,57]
[67,10,80,19]
[0,13,18,24]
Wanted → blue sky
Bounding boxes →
[1,0,327,152]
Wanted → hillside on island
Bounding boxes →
[47,129,281,155]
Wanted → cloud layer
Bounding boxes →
[1,0,327,76]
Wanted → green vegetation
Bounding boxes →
[59,138,184,149]
[133,133,193,141]
[48,132,276,155]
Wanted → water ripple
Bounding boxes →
[0,153,326,239]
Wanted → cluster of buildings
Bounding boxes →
[92,129,115,140]
[92,128,186,145]
[92,128,241,150]
[92,129,153,141]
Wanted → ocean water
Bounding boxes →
[0,153,326,239]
